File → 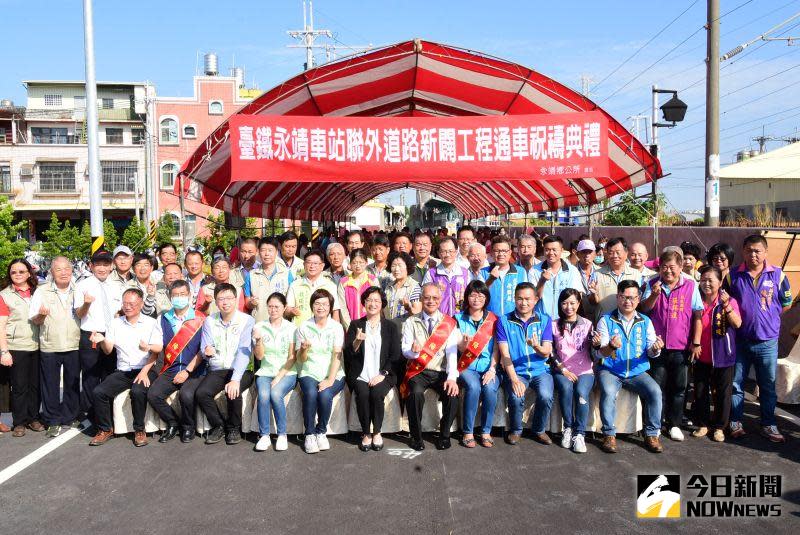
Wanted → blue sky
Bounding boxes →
[3,0,799,212]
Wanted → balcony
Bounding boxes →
[26,107,140,122]
[98,108,138,121]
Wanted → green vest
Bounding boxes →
[37,282,80,352]
[297,320,344,381]
[1,286,39,351]
[253,319,297,377]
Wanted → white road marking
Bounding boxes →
[0,427,83,485]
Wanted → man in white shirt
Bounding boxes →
[455,225,487,269]
[401,283,460,451]
[88,288,163,447]
[74,249,125,426]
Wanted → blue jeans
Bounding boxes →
[553,373,595,435]
[459,368,500,435]
[597,369,662,437]
[503,372,553,435]
[255,374,297,436]
[731,337,778,426]
[298,376,345,435]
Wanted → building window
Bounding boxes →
[101,161,137,193]
[131,128,145,145]
[105,128,123,144]
[38,162,76,192]
[44,94,62,107]
[31,127,69,144]
[0,127,7,144]
[183,125,197,138]
[74,95,86,109]
[160,162,177,189]
[0,164,10,193]
[160,117,178,144]
[101,98,114,109]
[208,100,223,115]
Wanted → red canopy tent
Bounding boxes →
[177,39,661,221]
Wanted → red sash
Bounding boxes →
[457,312,497,372]
[160,313,205,374]
[399,315,457,398]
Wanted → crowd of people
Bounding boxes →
[0,225,793,456]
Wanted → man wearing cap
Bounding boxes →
[109,245,134,285]
[74,249,125,426]
[88,288,163,447]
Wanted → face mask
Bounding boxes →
[594,256,605,265]
[171,296,190,309]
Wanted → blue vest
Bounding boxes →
[480,263,526,317]
[498,311,552,380]
[598,311,651,378]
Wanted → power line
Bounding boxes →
[598,0,756,104]
[591,0,700,93]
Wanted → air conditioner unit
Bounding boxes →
[20,164,33,177]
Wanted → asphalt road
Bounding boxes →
[1,398,798,535]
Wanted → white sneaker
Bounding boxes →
[572,433,587,453]
[316,433,330,451]
[560,428,572,449]
[668,426,685,442]
[275,434,288,451]
[255,435,271,451]
[304,434,319,454]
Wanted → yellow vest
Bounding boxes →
[36,282,80,352]
[1,286,39,351]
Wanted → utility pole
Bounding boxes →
[83,0,103,253]
[705,0,720,226]
[287,1,332,70]
[651,85,660,252]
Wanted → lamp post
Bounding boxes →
[650,85,688,252]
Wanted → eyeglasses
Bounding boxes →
[617,295,639,302]
[493,249,511,254]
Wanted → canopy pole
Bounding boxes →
[587,204,594,240]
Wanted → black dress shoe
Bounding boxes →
[180,429,195,443]
[225,429,242,445]
[436,437,452,450]
[371,441,384,451]
[409,439,425,451]
[205,426,224,444]
[358,442,371,452]
[159,426,179,443]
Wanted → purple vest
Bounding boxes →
[427,266,470,317]
[648,277,695,350]
[709,300,736,368]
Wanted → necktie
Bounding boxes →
[427,317,434,335]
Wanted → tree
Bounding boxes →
[154,214,177,247]
[195,212,237,254]
[0,197,29,274]
[602,192,666,226]
[41,214,85,261]
[120,217,151,252]
[103,220,119,250]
